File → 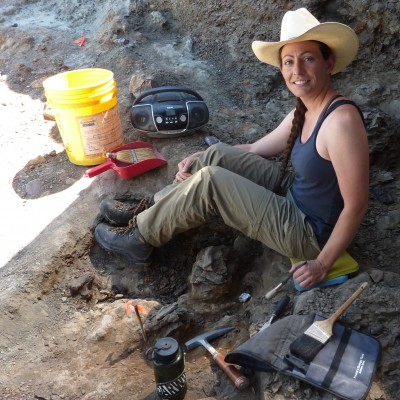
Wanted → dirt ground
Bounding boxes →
[1,1,399,400]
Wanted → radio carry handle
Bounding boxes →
[133,86,204,104]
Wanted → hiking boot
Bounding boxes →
[100,198,153,226]
[94,223,153,266]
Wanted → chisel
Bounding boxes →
[260,295,290,331]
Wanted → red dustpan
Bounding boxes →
[85,141,166,179]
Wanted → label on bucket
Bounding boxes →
[78,105,124,156]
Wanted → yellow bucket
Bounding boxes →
[43,68,125,166]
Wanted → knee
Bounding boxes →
[189,166,223,187]
[197,165,221,180]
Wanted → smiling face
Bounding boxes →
[280,41,335,99]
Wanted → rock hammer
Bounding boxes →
[185,326,249,390]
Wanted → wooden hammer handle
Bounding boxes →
[213,352,249,390]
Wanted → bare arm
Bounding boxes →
[235,110,294,157]
[292,105,369,287]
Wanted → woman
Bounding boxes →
[94,8,369,290]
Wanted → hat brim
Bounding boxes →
[252,22,359,75]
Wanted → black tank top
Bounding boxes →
[290,98,364,245]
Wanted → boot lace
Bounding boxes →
[110,197,152,234]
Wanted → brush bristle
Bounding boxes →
[303,322,331,344]
[289,322,331,363]
[289,333,325,363]
[107,148,156,164]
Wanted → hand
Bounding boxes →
[289,260,329,289]
[175,152,202,182]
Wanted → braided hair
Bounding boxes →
[273,41,333,195]
[273,98,306,195]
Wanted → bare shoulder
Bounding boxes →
[330,100,365,127]
[318,101,368,160]
[324,100,367,140]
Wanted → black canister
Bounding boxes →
[152,337,187,400]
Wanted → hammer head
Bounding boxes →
[185,326,234,351]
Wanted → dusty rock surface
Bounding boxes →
[0,1,399,399]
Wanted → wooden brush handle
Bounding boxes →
[327,282,368,324]
[265,262,307,300]
[265,283,283,300]
[213,352,250,390]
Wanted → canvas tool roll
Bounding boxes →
[225,314,381,400]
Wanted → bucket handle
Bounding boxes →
[85,160,113,178]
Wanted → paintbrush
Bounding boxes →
[265,261,307,300]
[106,147,156,164]
[289,282,368,362]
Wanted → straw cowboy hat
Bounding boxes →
[252,8,359,74]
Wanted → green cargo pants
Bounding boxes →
[137,143,321,259]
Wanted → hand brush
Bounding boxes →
[265,261,306,300]
[289,281,368,362]
[106,147,156,164]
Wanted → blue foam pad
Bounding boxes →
[293,275,349,292]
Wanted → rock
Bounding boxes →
[149,11,168,28]
[369,269,384,283]
[371,184,394,205]
[129,74,159,98]
[371,169,394,184]
[34,391,51,400]
[68,274,94,297]
[376,210,400,232]
[26,155,46,167]
[368,382,386,400]
[88,300,156,345]
[89,314,114,341]
[144,301,194,341]
[368,322,384,336]
[188,245,236,302]
[43,102,55,120]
